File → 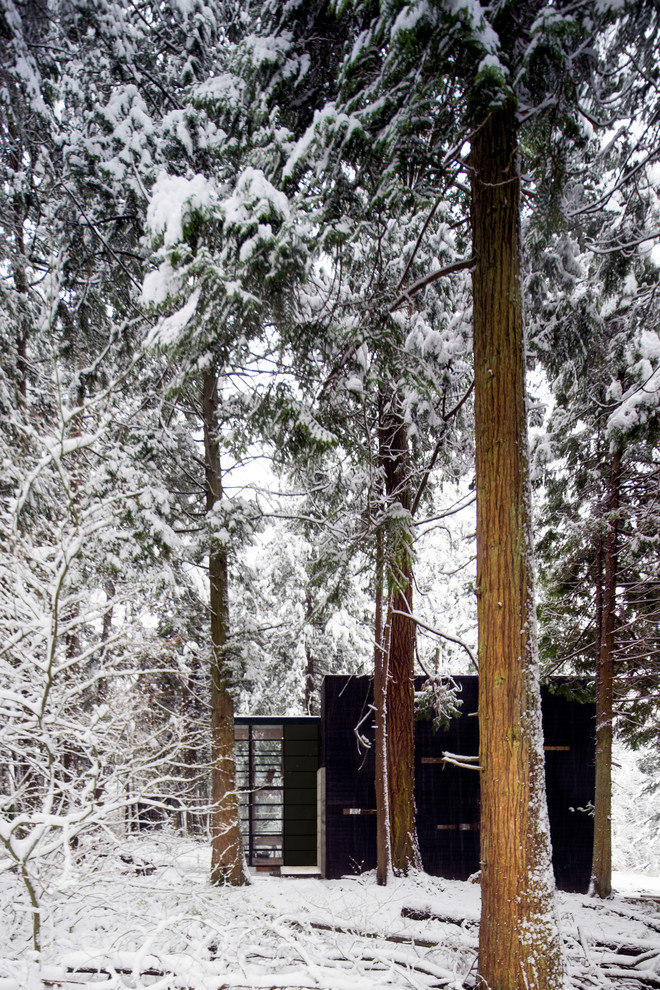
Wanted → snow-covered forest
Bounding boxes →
[1,0,659,987]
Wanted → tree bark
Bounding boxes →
[374,523,391,885]
[471,101,566,989]
[9,126,29,404]
[203,371,248,886]
[303,589,319,715]
[590,447,621,898]
[380,399,421,875]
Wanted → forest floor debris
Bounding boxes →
[0,835,658,990]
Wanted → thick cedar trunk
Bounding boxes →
[374,524,391,885]
[203,371,248,886]
[381,401,421,875]
[590,449,620,898]
[472,103,565,989]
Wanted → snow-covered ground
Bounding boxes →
[613,871,660,899]
[1,834,659,990]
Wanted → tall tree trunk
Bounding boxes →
[182,671,198,835]
[590,448,621,898]
[203,371,249,886]
[303,589,319,715]
[303,640,316,715]
[472,101,566,989]
[373,523,391,885]
[96,578,115,702]
[10,130,28,404]
[380,399,421,875]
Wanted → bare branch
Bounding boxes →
[390,608,478,671]
[389,256,476,313]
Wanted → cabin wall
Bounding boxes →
[321,675,595,892]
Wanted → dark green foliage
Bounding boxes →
[415,675,463,732]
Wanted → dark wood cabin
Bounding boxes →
[235,674,595,892]
[321,675,595,892]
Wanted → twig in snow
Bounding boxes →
[305,918,439,949]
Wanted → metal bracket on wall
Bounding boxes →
[437,823,480,831]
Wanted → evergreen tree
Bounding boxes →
[311,0,642,980]
[138,7,318,878]
[251,0,477,876]
[0,0,260,906]
[530,0,660,898]
[532,207,660,900]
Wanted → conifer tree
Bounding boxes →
[0,0,277,890]
[138,6,319,877]
[252,0,478,876]
[0,0,223,939]
[530,0,660,899]
[310,0,634,981]
[532,221,660,900]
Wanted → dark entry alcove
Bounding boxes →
[320,675,595,892]
[235,716,320,870]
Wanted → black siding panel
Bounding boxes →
[322,675,595,892]
[283,721,320,866]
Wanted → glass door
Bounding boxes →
[235,724,283,867]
